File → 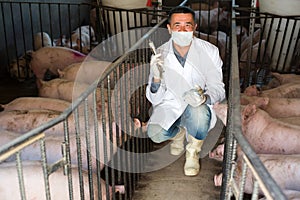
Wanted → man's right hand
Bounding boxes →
[150,53,164,80]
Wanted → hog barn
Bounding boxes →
[0,0,299,199]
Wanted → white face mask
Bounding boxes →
[171,31,193,47]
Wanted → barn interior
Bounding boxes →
[0,0,299,199]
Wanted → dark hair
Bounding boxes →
[167,6,195,23]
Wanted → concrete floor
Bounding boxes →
[133,142,223,200]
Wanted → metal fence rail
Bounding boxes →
[0,1,178,199]
[0,0,293,199]
[220,0,289,199]
[0,46,153,200]
[235,5,300,90]
[0,1,95,77]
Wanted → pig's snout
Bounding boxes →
[209,144,224,162]
[115,185,125,194]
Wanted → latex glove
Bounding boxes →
[183,86,207,107]
[150,53,164,79]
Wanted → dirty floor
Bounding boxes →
[132,142,223,200]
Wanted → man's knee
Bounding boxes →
[148,134,163,143]
[147,124,165,143]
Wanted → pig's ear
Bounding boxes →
[242,104,257,121]
[271,72,283,83]
[57,69,64,78]
[262,97,269,107]
[36,78,45,89]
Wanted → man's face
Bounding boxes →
[167,13,197,32]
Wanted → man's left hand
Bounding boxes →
[183,86,206,107]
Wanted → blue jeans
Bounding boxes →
[147,104,211,143]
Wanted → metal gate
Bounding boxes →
[0,0,296,199]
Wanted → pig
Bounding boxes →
[0,161,125,200]
[0,109,75,135]
[36,78,142,132]
[214,154,300,195]
[211,30,228,61]
[214,103,300,155]
[34,32,53,50]
[244,83,300,98]
[37,78,103,104]
[240,28,261,56]
[212,102,228,125]
[29,46,88,79]
[208,143,224,162]
[0,97,70,112]
[53,34,68,47]
[68,32,91,54]
[67,26,96,54]
[0,108,122,141]
[9,51,34,81]
[236,25,248,46]
[265,72,300,89]
[240,95,300,118]
[73,25,95,42]
[211,30,228,46]
[36,78,110,115]
[195,8,229,34]
[243,85,260,96]
[239,40,270,83]
[277,116,300,126]
[260,190,300,200]
[0,125,119,171]
[57,60,111,85]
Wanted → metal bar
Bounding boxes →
[0,133,45,162]
[282,19,297,72]
[38,3,43,47]
[40,139,51,200]
[238,160,247,200]
[74,108,85,200]
[275,18,290,71]
[63,118,74,200]
[251,180,260,200]
[84,98,95,200]
[48,3,54,46]
[100,82,110,200]
[16,153,27,200]
[270,17,282,71]
[221,1,239,198]
[67,4,72,48]
[1,2,10,71]
[10,2,19,74]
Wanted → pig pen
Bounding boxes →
[0,0,294,200]
[219,1,300,200]
[0,1,157,200]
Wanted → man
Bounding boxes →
[146,6,226,176]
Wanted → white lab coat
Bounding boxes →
[146,37,226,131]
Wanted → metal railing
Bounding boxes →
[0,0,292,199]
[220,0,288,199]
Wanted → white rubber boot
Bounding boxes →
[184,134,203,176]
[170,127,186,155]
